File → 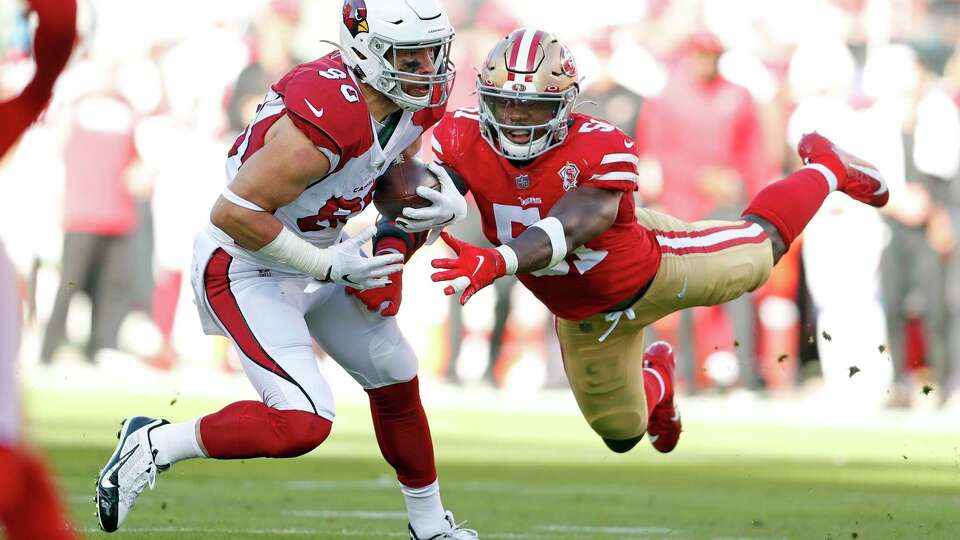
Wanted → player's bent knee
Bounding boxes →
[743,214,786,263]
[267,409,332,458]
[588,410,648,443]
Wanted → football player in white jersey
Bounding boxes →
[95,2,477,538]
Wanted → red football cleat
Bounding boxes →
[797,132,889,208]
[644,341,681,453]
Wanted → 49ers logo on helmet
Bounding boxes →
[342,0,369,37]
[560,46,577,78]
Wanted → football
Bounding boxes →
[372,156,441,221]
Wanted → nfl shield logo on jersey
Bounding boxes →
[558,162,580,191]
[515,174,530,190]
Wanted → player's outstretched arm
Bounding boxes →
[508,186,621,274]
[210,115,403,289]
[431,187,620,304]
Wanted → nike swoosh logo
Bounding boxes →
[101,445,138,489]
[624,140,635,149]
[472,256,485,276]
[304,98,324,118]
[676,274,688,299]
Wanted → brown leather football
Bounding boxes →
[372,157,440,221]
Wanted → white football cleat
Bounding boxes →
[95,416,168,532]
[409,511,479,539]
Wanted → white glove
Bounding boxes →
[321,226,404,289]
[396,162,467,243]
[258,226,403,290]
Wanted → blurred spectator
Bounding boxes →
[880,46,959,407]
[40,90,139,364]
[577,34,643,138]
[635,31,770,390]
[226,0,301,132]
[789,38,894,410]
[945,173,960,408]
[443,203,514,386]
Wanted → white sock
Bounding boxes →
[151,419,205,467]
[402,480,446,538]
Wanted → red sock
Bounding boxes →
[0,446,78,540]
[742,167,832,247]
[366,377,437,488]
[642,366,671,413]
[199,401,332,459]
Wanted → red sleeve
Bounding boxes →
[0,0,76,158]
[579,131,640,193]
[285,111,341,158]
[430,112,462,168]
[276,64,373,165]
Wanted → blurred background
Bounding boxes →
[3,0,960,425]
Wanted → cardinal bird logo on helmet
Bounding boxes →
[342,0,369,37]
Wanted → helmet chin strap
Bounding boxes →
[388,87,431,112]
[499,129,550,160]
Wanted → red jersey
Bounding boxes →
[433,109,661,320]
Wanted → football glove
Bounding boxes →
[431,232,508,305]
[346,237,406,316]
[396,162,467,244]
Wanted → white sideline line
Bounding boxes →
[284,510,407,520]
[539,524,674,535]
[284,478,651,498]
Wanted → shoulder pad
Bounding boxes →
[570,115,639,193]
[273,55,372,158]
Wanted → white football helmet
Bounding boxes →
[339,0,456,112]
[477,29,580,160]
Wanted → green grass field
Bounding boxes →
[25,389,960,540]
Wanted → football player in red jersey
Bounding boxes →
[94,2,476,538]
[0,1,80,539]
[427,29,888,454]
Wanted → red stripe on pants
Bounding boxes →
[203,248,300,387]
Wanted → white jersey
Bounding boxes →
[208,51,445,274]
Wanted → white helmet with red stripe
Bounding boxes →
[339,0,456,112]
[477,29,580,160]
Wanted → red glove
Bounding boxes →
[346,237,406,316]
[431,232,508,305]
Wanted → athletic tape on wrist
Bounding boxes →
[495,245,519,275]
[530,216,567,268]
[257,227,332,280]
[222,186,267,212]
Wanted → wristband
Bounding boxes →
[530,216,567,268]
[495,245,518,275]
